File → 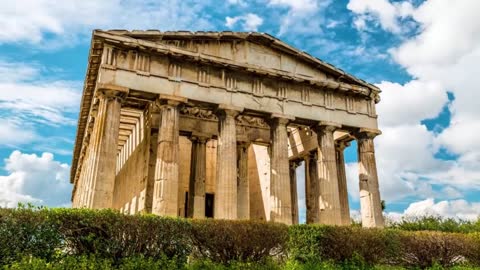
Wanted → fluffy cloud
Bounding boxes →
[268,0,332,35]
[376,80,447,127]
[0,151,71,208]
[0,60,80,149]
[388,198,480,221]
[0,0,214,45]
[345,0,480,213]
[347,0,413,33]
[225,13,264,31]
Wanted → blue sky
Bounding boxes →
[1,0,479,220]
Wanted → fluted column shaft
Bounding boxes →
[270,117,292,224]
[152,99,182,217]
[314,124,342,225]
[289,160,301,224]
[89,89,125,209]
[335,140,351,225]
[305,152,320,223]
[215,109,240,220]
[357,131,384,228]
[188,137,207,218]
[237,143,250,220]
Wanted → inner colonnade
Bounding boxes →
[71,30,385,228]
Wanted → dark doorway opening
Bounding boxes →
[205,193,214,218]
[184,192,189,218]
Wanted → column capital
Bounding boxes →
[217,104,243,117]
[305,150,317,161]
[270,113,295,125]
[335,140,351,151]
[96,84,129,101]
[237,141,250,148]
[190,133,210,144]
[313,121,341,133]
[354,128,382,140]
[156,94,187,107]
[290,159,302,170]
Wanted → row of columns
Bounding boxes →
[82,90,384,228]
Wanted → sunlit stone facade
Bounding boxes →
[71,30,384,227]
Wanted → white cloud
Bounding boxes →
[0,0,214,46]
[268,0,319,11]
[227,0,248,7]
[347,0,414,33]
[0,119,37,147]
[376,80,447,127]
[0,150,71,208]
[225,13,264,31]
[387,198,480,221]
[345,0,480,209]
[0,60,80,128]
[268,0,332,35]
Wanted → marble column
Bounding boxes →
[335,140,351,225]
[188,136,208,219]
[289,160,301,225]
[152,97,184,217]
[305,152,319,224]
[89,87,126,209]
[237,142,250,220]
[313,123,342,225]
[144,124,158,214]
[215,107,241,220]
[356,129,384,228]
[270,116,293,225]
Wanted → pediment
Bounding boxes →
[98,30,377,91]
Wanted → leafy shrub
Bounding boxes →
[391,216,480,233]
[189,219,288,264]
[1,207,480,268]
[0,206,62,265]
[53,208,191,261]
[397,230,477,268]
[3,255,181,270]
[288,225,400,266]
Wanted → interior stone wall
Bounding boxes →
[177,137,218,217]
[248,144,270,221]
[112,135,148,214]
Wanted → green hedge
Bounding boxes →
[1,207,479,269]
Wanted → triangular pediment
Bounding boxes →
[98,30,376,91]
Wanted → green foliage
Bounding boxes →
[1,207,480,269]
[189,219,288,264]
[288,225,401,266]
[0,205,62,265]
[396,230,477,268]
[391,216,480,233]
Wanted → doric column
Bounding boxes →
[144,107,158,213]
[89,87,127,209]
[356,129,384,228]
[305,152,319,224]
[335,139,351,225]
[237,142,250,220]
[188,136,208,219]
[215,106,242,220]
[313,122,342,225]
[151,96,185,217]
[270,115,293,225]
[289,160,301,224]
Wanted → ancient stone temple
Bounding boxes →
[71,30,384,228]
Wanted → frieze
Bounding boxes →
[252,79,264,96]
[180,106,217,120]
[135,53,150,73]
[301,86,311,104]
[236,115,269,129]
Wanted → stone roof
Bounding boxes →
[70,30,381,184]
